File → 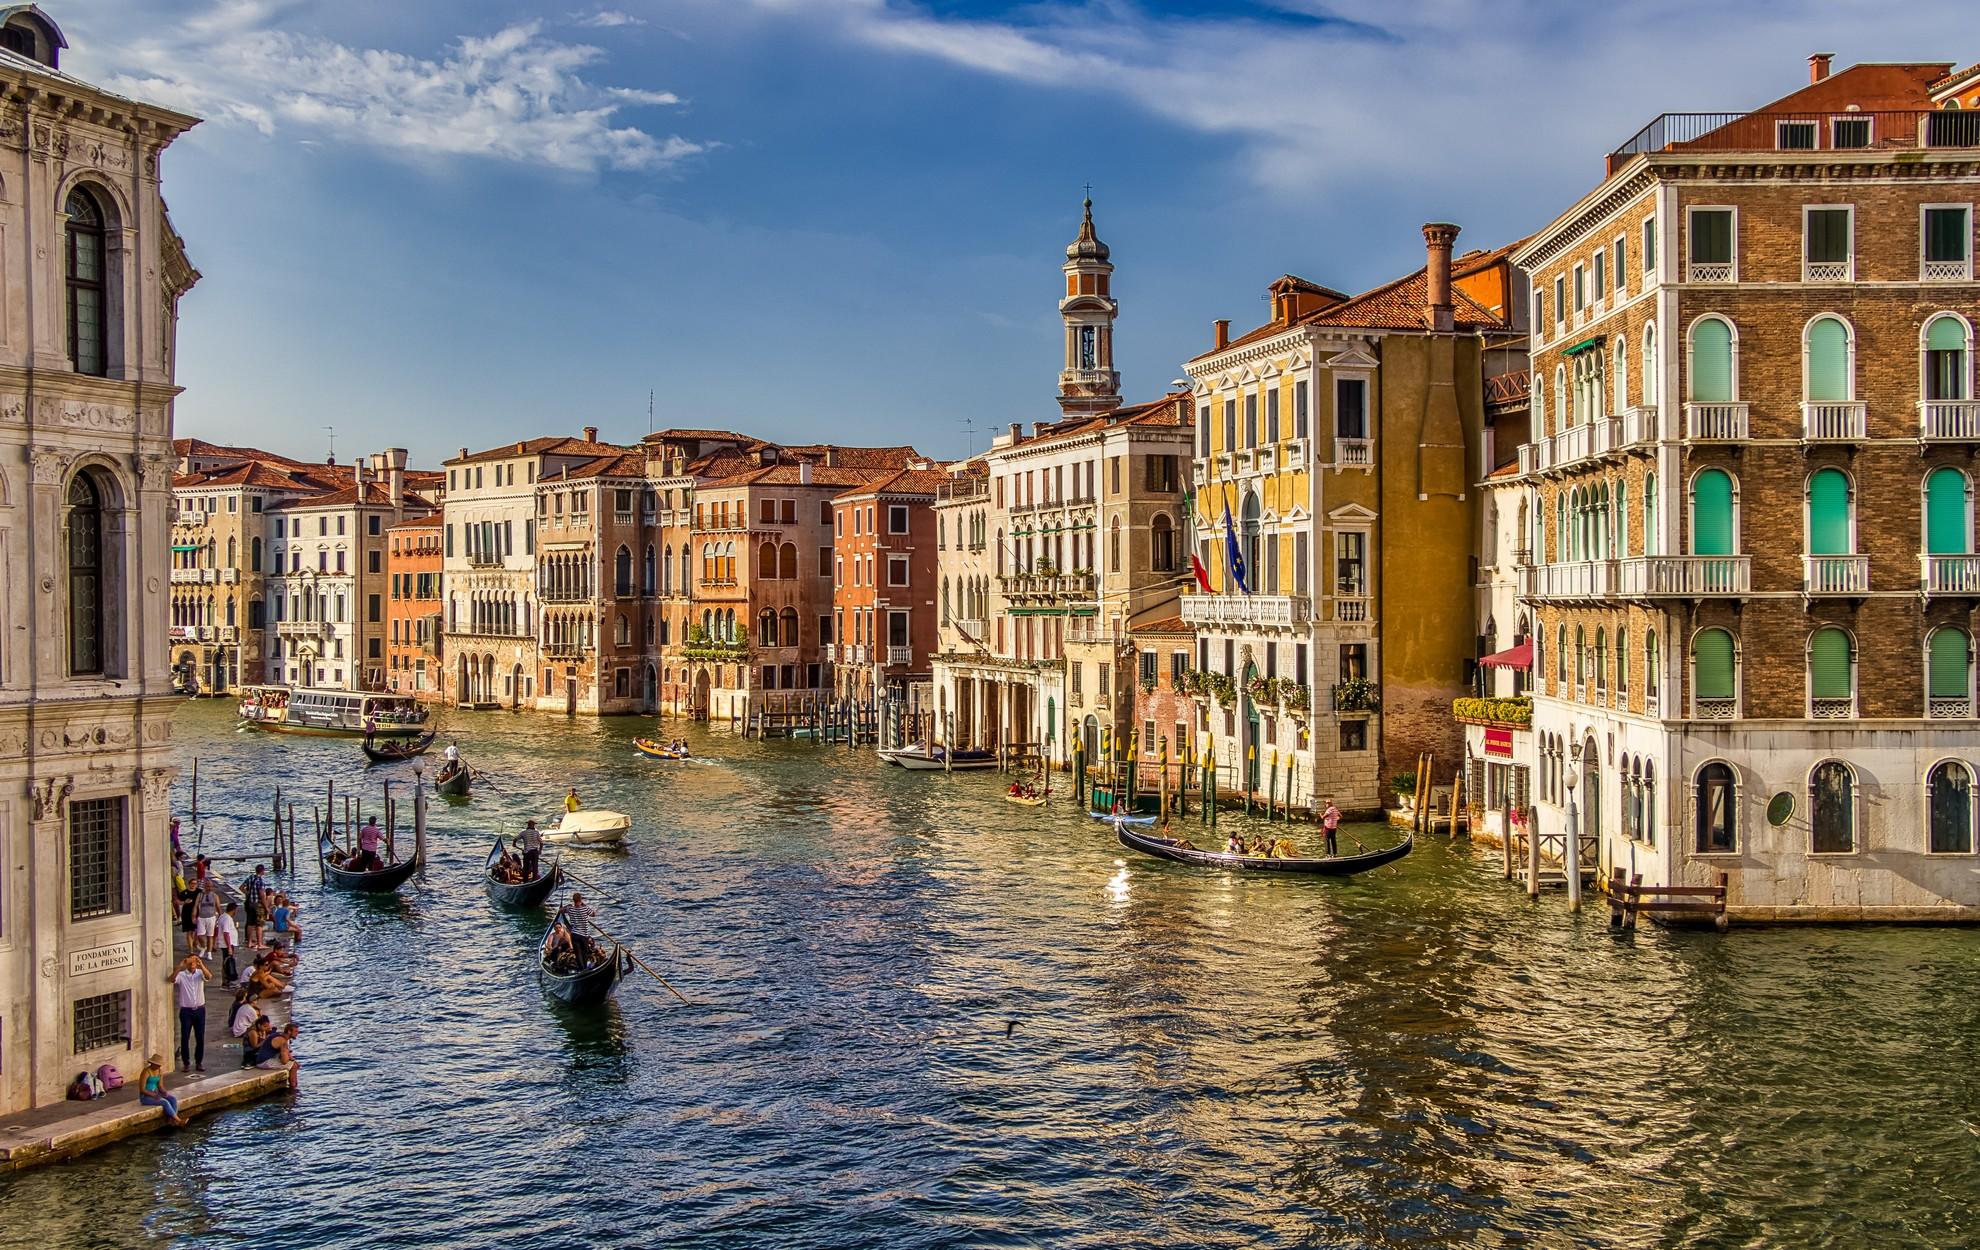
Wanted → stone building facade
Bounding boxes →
[1514,55,1980,917]
[831,467,943,704]
[0,7,201,1111]
[385,513,443,701]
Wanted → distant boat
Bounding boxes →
[1116,825,1413,876]
[237,686,429,738]
[1088,810,1158,826]
[543,810,631,847]
[632,738,688,761]
[363,731,436,763]
[879,745,997,771]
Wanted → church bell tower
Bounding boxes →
[1057,198,1120,418]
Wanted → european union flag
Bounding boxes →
[1222,504,1250,595]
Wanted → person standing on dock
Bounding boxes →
[519,820,544,881]
[170,955,210,1074]
[1322,800,1341,857]
[242,864,268,950]
[193,878,221,956]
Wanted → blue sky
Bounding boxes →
[66,0,1972,466]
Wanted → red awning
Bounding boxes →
[1479,640,1532,670]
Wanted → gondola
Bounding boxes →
[538,906,625,1006]
[632,737,688,761]
[362,731,436,763]
[879,745,998,771]
[319,832,421,892]
[434,758,471,796]
[1115,824,1413,876]
[1088,809,1158,826]
[484,837,560,907]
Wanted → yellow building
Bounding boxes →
[1182,225,1529,813]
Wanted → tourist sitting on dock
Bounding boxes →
[230,986,260,1036]
[243,1022,301,1090]
[271,894,302,941]
[245,949,289,999]
[136,1055,189,1127]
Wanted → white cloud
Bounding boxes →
[577,9,645,28]
[99,6,703,174]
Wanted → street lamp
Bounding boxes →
[1563,762,1583,912]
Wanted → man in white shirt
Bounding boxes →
[519,820,544,880]
[169,955,210,1074]
[443,741,460,764]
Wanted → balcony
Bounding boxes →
[887,646,913,666]
[998,571,1097,599]
[954,617,988,642]
[467,553,504,568]
[1811,697,1856,721]
[277,620,328,640]
[170,568,213,585]
[542,642,588,659]
[1693,697,1738,721]
[1620,404,1660,448]
[1617,555,1751,597]
[1333,595,1369,623]
[1930,696,1973,720]
[1611,109,1980,162]
[1923,258,1973,282]
[1920,400,1980,441]
[1804,555,1868,595]
[1924,555,1980,597]
[1687,262,1733,284]
[1802,401,1866,442]
[1685,402,1749,440]
[821,643,836,662]
[1336,438,1372,468]
[1519,560,1617,600]
[1803,259,1852,283]
[1178,593,1312,629]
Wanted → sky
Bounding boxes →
[62,0,1975,467]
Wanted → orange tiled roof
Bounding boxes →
[706,462,892,490]
[389,513,445,529]
[446,436,631,466]
[833,467,946,500]
[1932,61,1980,93]
[547,451,650,482]
[172,437,320,470]
[780,444,922,470]
[1758,61,1953,113]
[1132,616,1190,636]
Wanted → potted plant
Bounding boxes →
[1391,772,1418,814]
[1284,683,1310,714]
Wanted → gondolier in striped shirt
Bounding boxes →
[519,820,544,881]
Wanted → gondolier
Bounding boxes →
[1322,800,1342,857]
[519,820,544,880]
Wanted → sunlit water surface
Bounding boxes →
[3,702,1979,1249]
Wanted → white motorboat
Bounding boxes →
[543,809,632,846]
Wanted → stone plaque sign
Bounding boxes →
[69,940,135,977]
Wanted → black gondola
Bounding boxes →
[485,837,560,908]
[434,759,471,797]
[319,832,421,892]
[362,731,436,763]
[1115,824,1413,876]
[538,906,625,1006]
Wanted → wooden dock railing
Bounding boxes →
[1608,869,1729,932]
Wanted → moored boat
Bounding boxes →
[880,745,998,771]
[434,759,471,796]
[319,832,420,892]
[539,906,625,1006]
[543,809,631,846]
[1088,809,1158,826]
[1115,824,1412,876]
[363,731,436,763]
[238,685,429,738]
[485,837,559,907]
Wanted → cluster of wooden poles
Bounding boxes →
[1069,730,1311,827]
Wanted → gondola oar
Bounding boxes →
[586,919,692,1005]
[556,867,617,903]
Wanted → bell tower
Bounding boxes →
[1058,197,1120,418]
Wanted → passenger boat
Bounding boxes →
[632,737,688,761]
[484,837,560,908]
[237,685,429,739]
[539,905,625,1006]
[362,731,436,763]
[543,809,632,847]
[878,745,998,771]
[319,832,420,892]
[434,759,471,797]
[1115,824,1413,876]
[1088,809,1158,826]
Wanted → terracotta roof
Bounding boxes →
[172,461,343,492]
[706,463,890,490]
[1131,616,1190,636]
[779,444,922,470]
[547,451,650,482]
[283,482,422,509]
[389,513,445,529]
[1932,61,1980,94]
[1487,460,1523,480]
[832,467,946,500]
[172,437,320,471]
[642,428,755,444]
[999,394,1189,455]
[1757,61,1954,113]
[445,436,631,466]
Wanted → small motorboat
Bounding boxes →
[363,731,436,763]
[1088,809,1158,826]
[632,737,688,761]
[880,745,998,771]
[1004,792,1048,808]
[543,809,632,847]
[319,832,420,893]
[1115,824,1413,876]
[434,758,471,797]
[539,905,625,1007]
[485,837,559,908]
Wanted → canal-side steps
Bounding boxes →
[0,1058,290,1170]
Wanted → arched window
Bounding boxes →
[1554,494,1566,562]
[1151,515,1176,573]
[941,577,951,623]
[1575,625,1587,690]
[1693,627,1737,712]
[1806,467,1853,560]
[1928,760,1974,854]
[1811,760,1855,854]
[1532,364,1546,436]
[758,609,777,647]
[1926,466,1972,560]
[723,541,736,582]
[615,613,630,646]
[250,536,263,572]
[614,545,632,596]
[1556,623,1568,686]
[66,473,104,674]
[1928,626,1973,715]
[780,543,798,580]
[642,544,655,595]
[65,187,109,376]
[1805,314,1853,403]
[1111,516,1125,575]
[759,541,777,580]
[1553,366,1567,432]
[1924,314,1971,402]
[1594,627,1608,693]
[662,544,674,593]
[1644,472,1658,556]
[1689,316,1734,402]
[781,607,799,647]
[1616,626,1629,693]
[1809,626,1854,715]
[1643,761,1658,846]
[1690,468,1735,555]
[1641,323,1657,404]
[1696,761,1737,852]
[1616,480,1628,557]
[1581,736,1602,839]
[1614,338,1629,412]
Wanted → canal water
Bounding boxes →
[4,701,1979,1249]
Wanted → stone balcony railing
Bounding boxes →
[1685,402,1749,440]
[999,571,1097,598]
[887,645,913,666]
[1333,595,1369,622]
[1802,401,1867,441]
[1617,555,1750,597]
[276,620,328,640]
[1924,554,1980,596]
[1804,554,1869,595]
[1921,400,1980,441]
[1179,593,1311,628]
[1336,437,1372,468]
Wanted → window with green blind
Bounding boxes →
[1925,207,1971,264]
[1806,317,1851,400]
[1690,209,1733,264]
[1690,469,1734,555]
[1809,627,1853,700]
[1927,467,1969,554]
[1807,469,1851,554]
[1805,208,1851,264]
[1644,473,1658,555]
[1926,315,1970,401]
[1690,318,1733,401]
[1930,628,1971,698]
[1694,628,1736,699]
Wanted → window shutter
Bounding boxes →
[1806,318,1849,401]
[1927,316,1967,354]
[1809,628,1852,699]
[1690,319,1733,401]
[1695,629,1735,699]
[1928,468,1969,555]
[1930,629,1971,698]
[1807,469,1850,555]
[1690,470,1734,556]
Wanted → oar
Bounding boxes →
[556,867,617,903]
[586,920,692,1005]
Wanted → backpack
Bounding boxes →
[95,1063,125,1091]
[69,1072,96,1101]
[222,951,239,984]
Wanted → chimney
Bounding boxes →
[1009,423,1023,443]
[583,425,599,444]
[1809,52,1833,84]
[1423,222,1460,334]
[1213,319,1231,351]
[353,457,364,488]
[387,447,408,510]
[824,448,838,467]
[799,460,813,485]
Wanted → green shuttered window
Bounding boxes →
[1690,318,1733,402]
[1927,316,1970,402]
[1807,469,1851,555]
[1809,627,1852,700]
[1694,628,1735,699]
[1691,469,1734,556]
[1806,317,1850,401]
[1930,628,1971,699]
[1927,467,1969,555]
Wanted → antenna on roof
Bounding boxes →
[961,414,977,457]
[648,389,654,436]
[322,425,336,463]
